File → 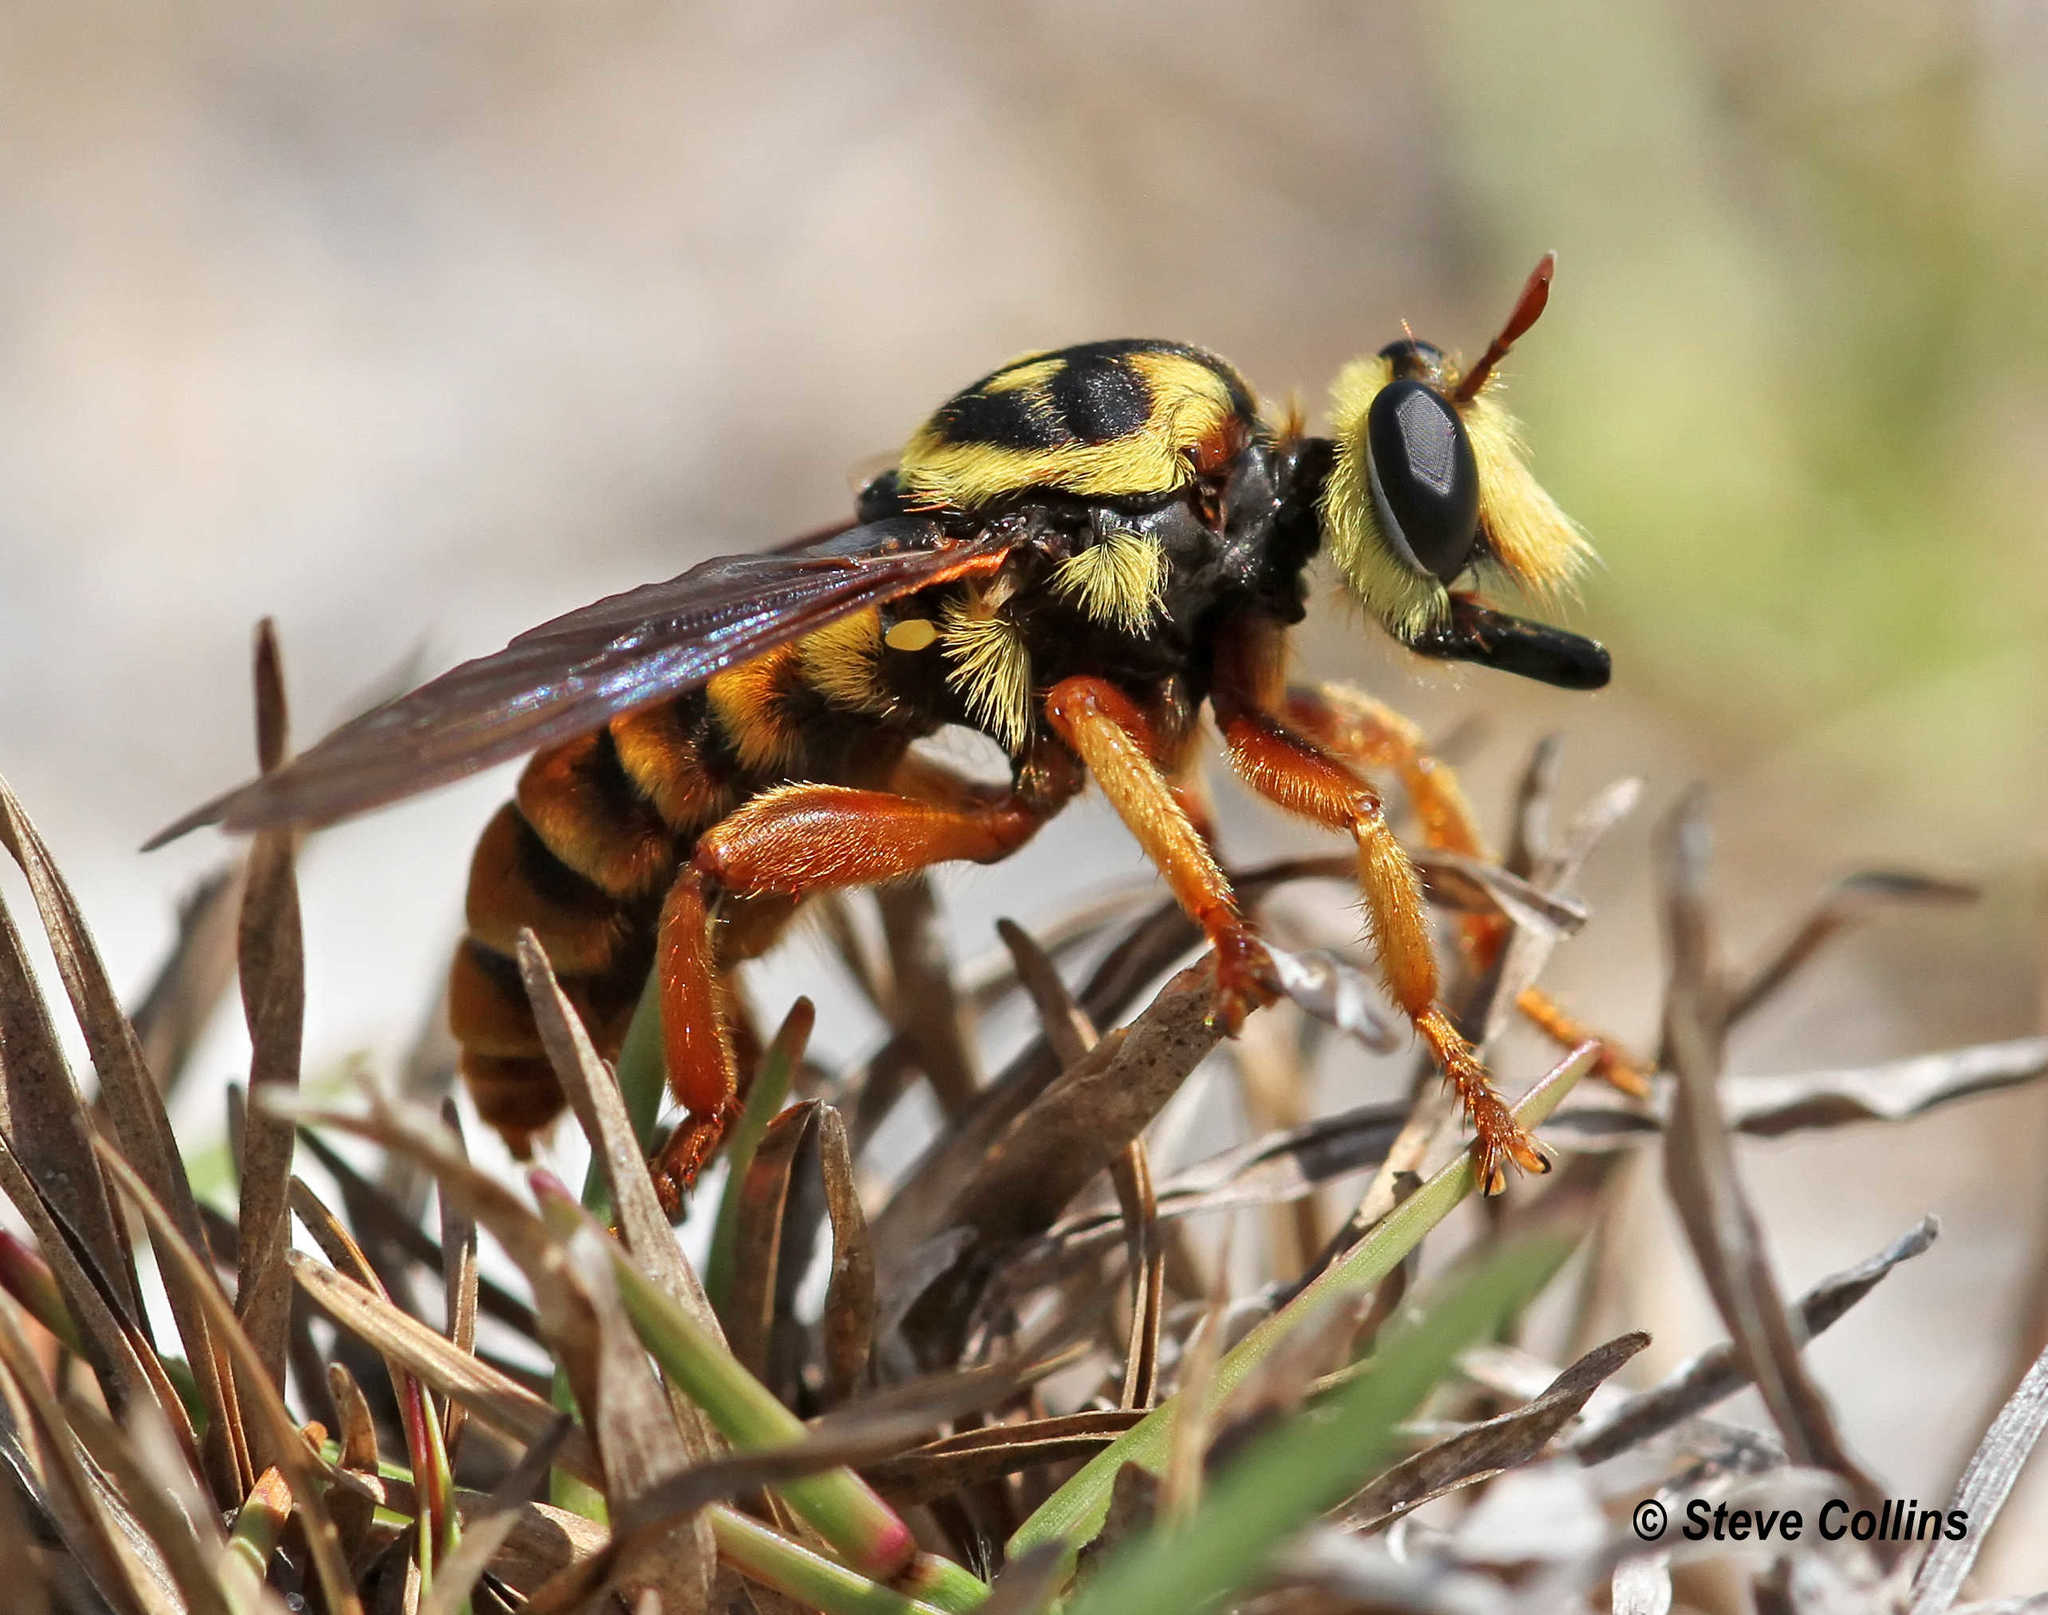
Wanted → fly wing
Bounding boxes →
[149,518,1008,841]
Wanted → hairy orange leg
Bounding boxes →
[648,776,1053,1212]
[1043,675,1278,1031]
[1212,619,1545,1193]
[1282,681,1650,1097]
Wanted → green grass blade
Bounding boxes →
[1060,1233,1576,1615]
[704,999,813,1316]
[1010,1042,1594,1560]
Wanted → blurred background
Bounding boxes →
[3,0,2045,1597]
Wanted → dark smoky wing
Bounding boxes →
[148,518,1001,842]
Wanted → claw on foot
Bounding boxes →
[1207,927,1282,1034]
[1466,1088,1552,1196]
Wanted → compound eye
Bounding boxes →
[1365,379,1480,583]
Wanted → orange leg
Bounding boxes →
[1282,681,1650,1097]
[1211,620,1545,1194]
[1042,676,1278,1031]
[648,777,1054,1212]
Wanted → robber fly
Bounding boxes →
[155,255,1615,1210]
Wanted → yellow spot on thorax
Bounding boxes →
[883,616,939,652]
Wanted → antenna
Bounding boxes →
[1452,252,1555,405]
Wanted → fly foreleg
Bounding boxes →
[1210,618,1547,1194]
[1281,680,1650,1097]
[1042,675,1279,1032]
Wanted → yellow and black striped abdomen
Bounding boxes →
[446,621,917,1152]
[896,339,1257,512]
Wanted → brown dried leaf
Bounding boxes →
[978,1541,1066,1615]
[92,1140,363,1615]
[878,875,980,1118]
[291,1252,602,1486]
[64,1394,243,1615]
[815,1105,877,1407]
[0,1294,174,1615]
[0,1129,191,1451]
[417,1419,574,1615]
[1726,869,1978,1029]
[290,1121,539,1339]
[127,865,243,1102]
[1572,1217,1937,1464]
[725,1102,817,1382]
[515,931,727,1399]
[0,859,139,1324]
[435,1097,479,1463]
[324,1362,383,1565]
[1909,1339,2048,1615]
[904,960,1224,1363]
[0,773,249,1502]
[1345,1332,1648,1533]
[865,1410,1147,1506]
[1657,791,1875,1499]
[949,959,1220,1251]
[1549,1036,2048,1152]
[0,1438,53,1615]
[527,1216,715,1614]
[234,619,305,1436]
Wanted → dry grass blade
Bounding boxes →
[0,1130,188,1447]
[286,1169,452,1555]
[865,1411,1146,1507]
[1549,1037,2048,1152]
[0,856,139,1324]
[91,1140,364,1615]
[977,1541,1065,1615]
[904,958,1224,1361]
[290,1121,540,1340]
[1344,1331,1648,1533]
[1484,770,1643,1042]
[0,1295,170,1615]
[1112,1137,1164,1410]
[0,773,248,1502]
[1657,790,1874,1500]
[995,917,1163,1406]
[1572,1217,1938,1465]
[417,1418,573,1615]
[539,1217,714,1615]
[234,622,304,1451]
[945,958,1221,1248]
[62,1396,242,1615]
[1909,1340,2048,1615]
[1264,945,1398,1054]
[0,1423,55,1615]
[725,1102,818,1382]
[291,1252,603,1485]
[1010,1099,1410,1284]
[435,1097,479,1463]
[878,876,980,1119]
[815,1105,877,1406]
[127,866,243,1101]
[1411,850,1590,937]
[530,1410,1028,1613]
[323,1362,382,1566]
[1725,868,1978,1029]
[515,926,729,1429]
